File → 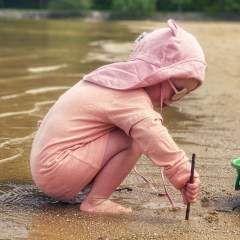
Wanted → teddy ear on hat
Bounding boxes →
[135,32,148,43]
[167,19,179,36]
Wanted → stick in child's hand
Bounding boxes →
[185,153,196,220]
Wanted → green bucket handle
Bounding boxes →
[235,174,240,190]
[231,158,240,190]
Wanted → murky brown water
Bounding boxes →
[0,19,240,239]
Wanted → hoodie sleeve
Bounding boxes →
[106,92,198,189]
[129,115,199,189]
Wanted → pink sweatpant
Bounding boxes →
[32,128,140,203]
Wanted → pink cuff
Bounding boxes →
[164,159,199,189]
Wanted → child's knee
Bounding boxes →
[111,128,132,148]
[128,141,142,160]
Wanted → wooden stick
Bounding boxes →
[185,153,196,220]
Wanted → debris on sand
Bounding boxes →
[204,211,219,223]
[201,196,211,207]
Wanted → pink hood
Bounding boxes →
[83,19,206,91]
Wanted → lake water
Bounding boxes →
[0,19,137,183]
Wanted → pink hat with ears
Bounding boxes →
[83,19,207,90]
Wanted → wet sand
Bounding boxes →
[0,20,240,239]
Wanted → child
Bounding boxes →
[30,19,206,214]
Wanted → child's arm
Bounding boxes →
[129,115,199,190]
[129,115,200,203]
[108,109,199,202]
[106,93,199,202]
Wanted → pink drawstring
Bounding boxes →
[134,83,175,208]
[160,84,163,114]
[160,169,176,208]
[133,167,163,195]
[167,79,178,93]
[133,166,176,208]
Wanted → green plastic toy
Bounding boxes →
[231,158,240,190]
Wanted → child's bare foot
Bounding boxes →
[80,199,132,214]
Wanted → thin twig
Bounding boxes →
[185,153,196,220]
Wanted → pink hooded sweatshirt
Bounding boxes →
[82,19,206,184]
[30,20,206,200]
[83,20,206,90]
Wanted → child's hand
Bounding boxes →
[180,177,200,204]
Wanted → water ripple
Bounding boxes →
[0,151,23,164]
[0,183,54,209]
[0,54,39,62]
[0,86,70,100]
[0,73,83,83]
[0,100,55,118]
[0,134,34,148]
[82,40,132,63]
[28,64,67,73]
[0,93,20,100]
[25,86,69,94]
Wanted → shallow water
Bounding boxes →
[0,19,136,184]
[1,19,240,239]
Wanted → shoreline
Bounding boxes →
[0,9,239,21]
